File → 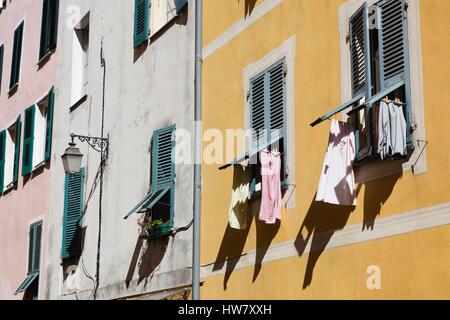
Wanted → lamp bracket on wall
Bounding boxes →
[70,134,109,156]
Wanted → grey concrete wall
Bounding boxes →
[46,0,194,300]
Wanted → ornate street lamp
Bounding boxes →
[61,134,109,174]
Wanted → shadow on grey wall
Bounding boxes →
[125,236,168,288]
[363,173,401,230]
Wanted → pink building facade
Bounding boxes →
[0,0,59,299]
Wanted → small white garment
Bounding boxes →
[377,100,407,159]
[228,165,252,230]
[316,119,356,206]
[388,102,407,156]
[377,100,392,160]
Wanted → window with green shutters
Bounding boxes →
[134,0,150,48]
[15,221,42,299]
[39,0,59,60]
[22,106,35,176]
[62,168,85,260]
[13,115,21,184]
[0,44,4,94]
[10,21,24,90]
[124,125,176,239]
[0,117,21,193]
[0,131,5,193]
[44,87,55,161]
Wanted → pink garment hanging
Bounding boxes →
[258,150,282,224]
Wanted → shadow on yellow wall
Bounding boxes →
[212,167,401,291]
[239,0,258,17]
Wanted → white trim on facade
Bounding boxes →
[202,0,284,59]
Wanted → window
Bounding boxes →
[248,59,288,196]
[348,0,413,164]
[15,220,43,300]
[0,44,4,93]
[71,13,89,106]
[39,0,59,60]
[314,0,413,167]
[9,21,24,90]
[22,87,55,176]
[133,0,188,48]
[125,125,176,239]
[62,168,84,260]
[0,116,21,193]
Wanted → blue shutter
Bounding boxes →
[151,125,176,189]
[378,0,408,88]
[134,0,150,48]
[0,44,4,93]
[349,3,371,98]
[250,59,286,150]
[250,72,267,150]
[44,86,54,162]
[0,131,5,193]
[268,59,286,141]
[378,0,413,147]
[22,106,35,176]
[62,168,84,259]
[175,0,188,14]
[10,21,24,89]
[13,115,21,184]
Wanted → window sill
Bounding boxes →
[32,160,47,172]
[140,224,173,240]
[37,49,55,66]
[2,182,15,194]
[8,83,19,96]
[354,151,413,184]
[70,94,88,112]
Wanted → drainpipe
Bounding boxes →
[193,0,202,301]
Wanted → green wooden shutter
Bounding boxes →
[48,0,59,51]
[175,0,188,14]
[39,0,50,59]
[0,131,6,193]
[10,21,24,89]
[0,44,4,93]
[44,86,54,162]
[13,115,21,184]
[151,125,176,189]
[62,168,84,259]
[22,106,35,176]
[39,0,59,59]
[134,0,150,48]
[349,3,371,98]
[28,221,42,274]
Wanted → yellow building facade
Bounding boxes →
[201,0,450,299]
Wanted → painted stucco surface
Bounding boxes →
[0,0,58,300]
[45,0,195,300]
[201,0,450,299]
